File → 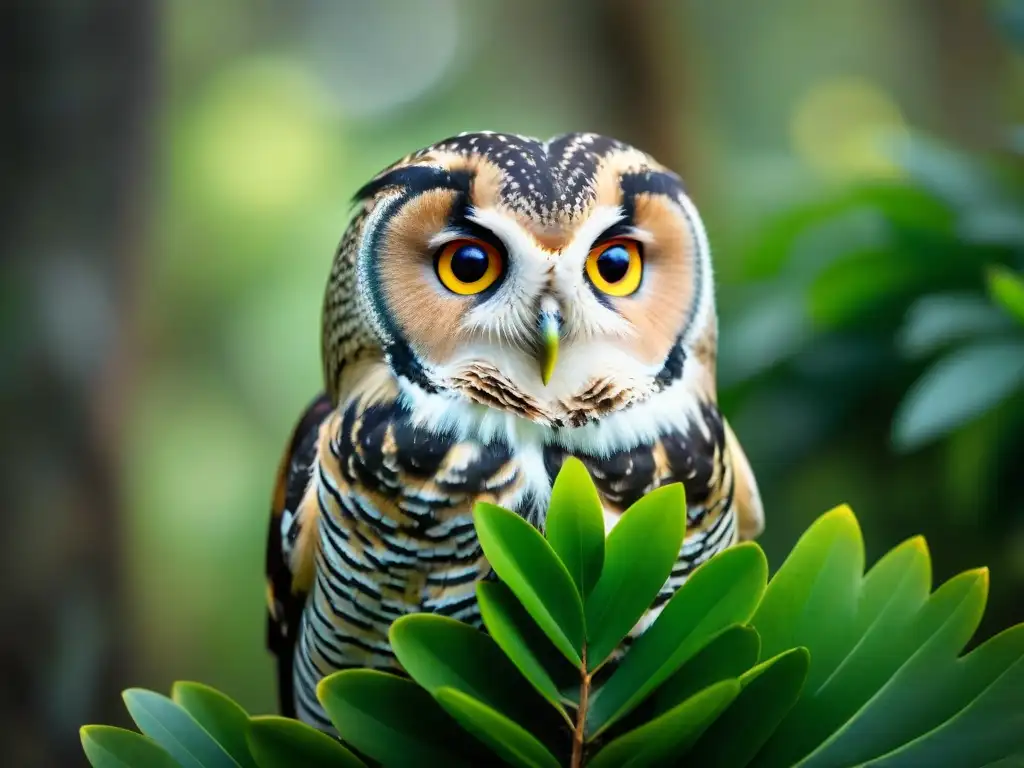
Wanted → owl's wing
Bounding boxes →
[723,417,764,540]
[265,392,334,717]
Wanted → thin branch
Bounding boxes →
[571,646,592,768]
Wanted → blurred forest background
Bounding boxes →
[3,0,1024,765]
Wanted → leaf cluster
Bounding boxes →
[82,460,1024,766]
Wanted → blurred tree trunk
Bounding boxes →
[512,0,700,196]
[0,1,157,764]
[582,0,695,183]
[916,0,1006,147]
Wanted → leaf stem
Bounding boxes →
[571,646,590,768]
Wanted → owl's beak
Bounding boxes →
[538,309,561,386]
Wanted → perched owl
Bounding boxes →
[265,132,763,730]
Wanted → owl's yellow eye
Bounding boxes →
[586,239,643,297]
[435,238,503,295]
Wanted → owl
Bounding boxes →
[264,131,763,730]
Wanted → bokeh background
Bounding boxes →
[4,1,1024,764]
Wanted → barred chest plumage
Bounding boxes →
[283,392,738,729]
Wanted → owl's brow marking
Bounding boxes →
[352,165,472,204]
[618,170,688,213]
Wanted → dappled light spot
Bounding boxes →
[790,76,907,182]
[188,57,338,215]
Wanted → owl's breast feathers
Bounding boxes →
[266,376,529,720]
[267,374,760,712]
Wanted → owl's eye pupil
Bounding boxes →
[596,245,631,283]
[450,244,490,284]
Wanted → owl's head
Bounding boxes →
[324,132,718,431]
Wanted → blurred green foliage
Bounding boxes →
[722,130,1024,464]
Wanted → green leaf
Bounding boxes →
[389,614,563,739]
[122,688,240,768]
[897,293,1010,358]
[172,681,257,768]
[997,0,1024,51]
[893,340,1024,450]
[544,456,605,599]
[892,134,1002,210]
[795,569,990,767]
[741,182,949,282]
[588,543,767,735]
[81,725,181,768]
[866,625,1024,767]
[584,483,687,669]
[751,505,863,684]
[588,680,741,768]
[987,265,1024,326]
[476,581,573,718]
[318,669,480,767]
[807,249,923,329]
[688,647,810,766]
[962,204,1024,248]
[752,536,932,766]
[474,501,585,665]
[652,625,761,717]
[246,716,366,768]
[434,687,561,768]
[719,285,810,382]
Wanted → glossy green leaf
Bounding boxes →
[588,680,741,768]
[318,669,479,767]
[751,505,863,685]
[588,543,767,735]
[544,456,605,599]
[434,687,561,768]
[81,725,181,768]
[976,757,1024,768]
[584,483,687,669]
[867,625,1024,767]
[172,681,257,768]
[688,648,810,767]
[476,581,572,719]
[246,716,366,768]
[474,501,585,665]
[652,625,761,717]
[987,265,1024,325]
[753,536,932,766]
[122,688,240,768]
[897,293,1010,358]
[892,340,1024,450]
[795,569,990,767]
[389,613,563,740]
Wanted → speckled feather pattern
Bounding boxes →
[408,132,639,224]
[266,132,762,730]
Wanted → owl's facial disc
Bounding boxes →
[359,134,714,427]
